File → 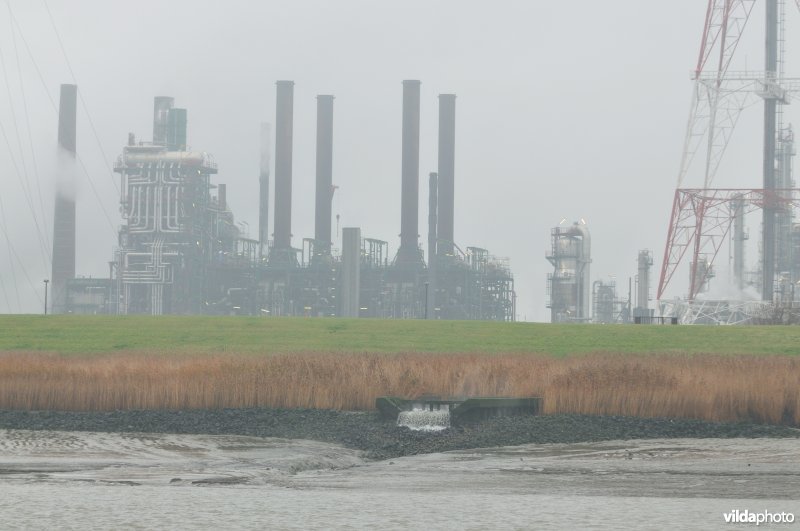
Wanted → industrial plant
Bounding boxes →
[545,0,800,325]
[45,1,800,326]
[53,81,515,320]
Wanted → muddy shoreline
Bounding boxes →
[0,409,797,460]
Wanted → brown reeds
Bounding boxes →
[0,352,798,425]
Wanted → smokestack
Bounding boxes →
[51,83,77,314]
[259,122,271,259]
[397,80,422,264]
[437,94,456,256]
[218,183,226,211]
[762,0,779,301]
[166,108,187,151]
[273,80,294,252]
[315,95,334,257]
[153,96,173,145]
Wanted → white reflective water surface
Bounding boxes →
[1,430,799,530]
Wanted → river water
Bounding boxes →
[1,430,798,529]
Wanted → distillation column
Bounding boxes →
[635,250,653,318]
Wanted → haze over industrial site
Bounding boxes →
[2,1,800,322]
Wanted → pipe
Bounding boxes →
[397,80,422,264]
[573,223,591,321]
[259,122,271,258]
[437,94,456,256]
[428,172,438,265]
[273,80,294,251]
[427,172,438,319]
[315,95,334,257]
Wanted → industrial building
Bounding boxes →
[57,81,515,320]
[545,220,591,323]
[544,220,654,324]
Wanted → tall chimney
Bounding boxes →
[153,96,173,145]
[315,95,334,257]
[397,80,422,264]
[259,122,271,259]
[437,94,456,256]
[762,0,779,301]
[51,83,77,314]
[273,80,294,253]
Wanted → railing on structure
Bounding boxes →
[634,316,678,325]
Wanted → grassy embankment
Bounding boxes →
[0,315,799,424]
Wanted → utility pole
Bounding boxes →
[43,279,49,315]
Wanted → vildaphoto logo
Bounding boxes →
[723,509,795,525]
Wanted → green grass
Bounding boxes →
[1,315,799,356]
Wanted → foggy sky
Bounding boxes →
[1,1,797,321]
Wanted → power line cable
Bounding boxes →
[75,153,117,235]
[0,115,52,267]
[42,0,119,195]
[6,1,116,239]
[0,195,23,310]
[8,2,50,252]
[0,208,44,308]
[5,3,57,113]
[0,271,10,313]
[0,26,51,266]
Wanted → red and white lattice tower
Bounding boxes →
[658,0,800,303]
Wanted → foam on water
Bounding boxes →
[397,409,450,431]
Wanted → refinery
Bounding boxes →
[29,1,800,325]
[52,81,515,320]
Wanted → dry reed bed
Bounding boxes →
[0,352,798,425]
